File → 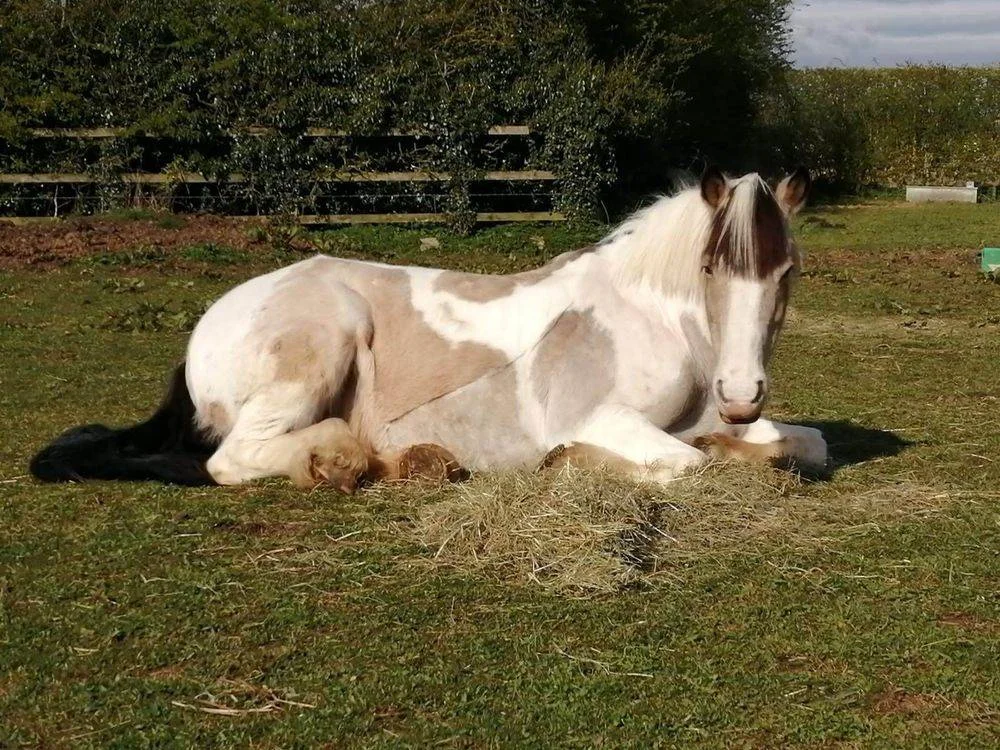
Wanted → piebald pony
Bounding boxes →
[31,167,827,490]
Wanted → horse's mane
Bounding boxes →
[607,174,793,300]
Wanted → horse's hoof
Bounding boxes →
[537,444,568,471]
[691,433,731,459]
[397,444,469,484]
[293,443,368,493]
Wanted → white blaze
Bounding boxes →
[715,277,768,405]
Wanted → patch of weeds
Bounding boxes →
[802,215,846,230]
[156,214,187,230]
[99,300,208,332]
[86,245,168,268]
[245,224,269,244]
[0,283,23,300]
[104,208,159,221]
[254,221,309,252]
[99,277,146,294]
[0,319,49,330]
[800,270,856,284]
[872,297,910,315]
[182,243,249,264]
[971,314,1000,328]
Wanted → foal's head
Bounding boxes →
[699,166,810,424]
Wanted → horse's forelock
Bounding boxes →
[705,177,790,279]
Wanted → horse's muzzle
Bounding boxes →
[715,379,765,424]
[718,405,763,425]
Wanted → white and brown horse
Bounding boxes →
[30,167,827,489]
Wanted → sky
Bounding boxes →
[789,1,1000,68]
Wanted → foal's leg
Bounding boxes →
[550,405,708,483]
[693,419,827,471]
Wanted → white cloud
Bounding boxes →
[790,1,1000,67]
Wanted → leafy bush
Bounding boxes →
[0,0,793,223]
[760,67,1000,191]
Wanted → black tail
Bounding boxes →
[29,363,219,486]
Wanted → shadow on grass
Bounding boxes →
[801,419,914,472]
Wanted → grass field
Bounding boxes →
[1,202,999,747]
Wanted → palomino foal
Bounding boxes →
[30,167,827,489]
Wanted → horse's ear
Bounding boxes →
[775,167,811,216]
[700,166,728,209]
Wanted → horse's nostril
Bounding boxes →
[751,380,765,404]
[715,379,728,403]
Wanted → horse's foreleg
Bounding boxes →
[693,419,827,472]
[548,405,707,483]
[207,389,369,492]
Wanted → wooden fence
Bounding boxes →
[0,126,565,224]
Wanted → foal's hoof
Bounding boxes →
[396,444,470,484]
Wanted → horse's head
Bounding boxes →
[699,166,810,424]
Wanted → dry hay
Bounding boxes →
[390,463,961,596]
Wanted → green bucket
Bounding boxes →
[983,248,1000,273]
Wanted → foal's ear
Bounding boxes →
[775,167,811,216]
[700,165,728,209]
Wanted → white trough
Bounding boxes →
[905,185,978,204]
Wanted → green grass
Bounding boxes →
[2,204,1000,747]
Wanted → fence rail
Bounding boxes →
[0,170,556,185]
[0,125,563,224]
[24,125,534,138]
[0,211,565,226]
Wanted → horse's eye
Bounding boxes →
[702,265,714,276]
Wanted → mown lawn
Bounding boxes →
[1,203,999,748]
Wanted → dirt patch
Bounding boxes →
[867,687,1000,730]
[211,518,312,537]
[937,611,1000,635]
[786,310,979,338]
[145,664,190,681]
[870,688,947,716]
[0,215,269,268]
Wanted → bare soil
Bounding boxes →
[0,215,265,268]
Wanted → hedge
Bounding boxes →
[759,67,1000,190]
[0,0,792,224]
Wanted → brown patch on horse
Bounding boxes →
[433,272,519,302]
[531,309,616,432]
[704,179,789,279]
[270,328,322,382]
[364,270,509,422]
[432,248,591,303]
[538,442,640,473]
[384,365,538,470]
[764,272,792,362]
[200,401,233,437]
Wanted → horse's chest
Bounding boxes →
[612,327,700,428]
